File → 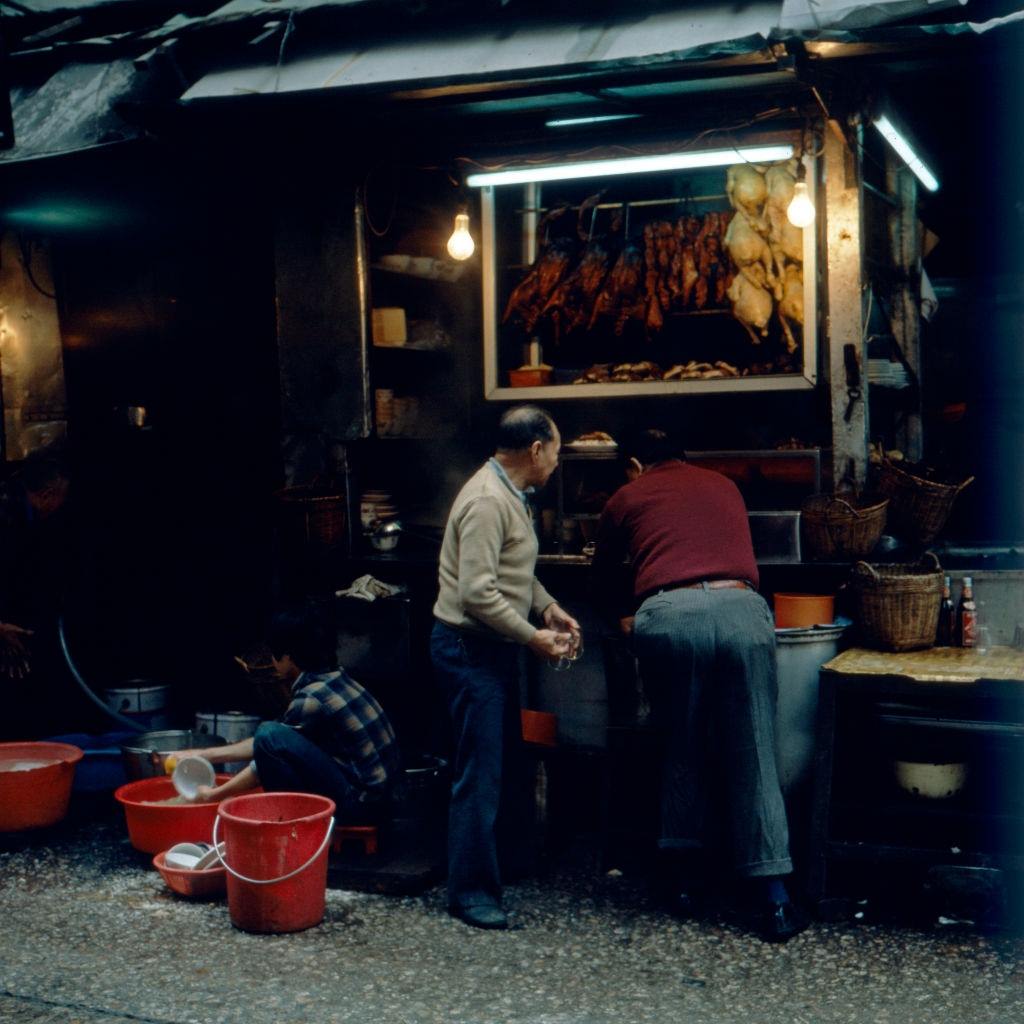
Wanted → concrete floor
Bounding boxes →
[2,808,1024,1024]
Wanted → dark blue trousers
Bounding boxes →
[430,621,529,912]
[252,721,379,823]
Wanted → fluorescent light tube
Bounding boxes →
[466,145,794,187]
[873,115,939,192]
[545,114,641,128]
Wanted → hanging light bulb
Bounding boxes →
[787,170,816,229]
[446,211,475,261]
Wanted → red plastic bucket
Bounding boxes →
[214,791,335,933]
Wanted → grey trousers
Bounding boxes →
[632,584,793,877]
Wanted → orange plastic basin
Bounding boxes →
[774,593,835,629]
[152,850,227,899]
[115,774,246,854]
[0,742,83,832]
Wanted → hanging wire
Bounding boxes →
[452,104,801,176]
[363,167,398,238]
[16,235,56,300]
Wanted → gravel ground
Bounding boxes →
[2,813,1024,1024]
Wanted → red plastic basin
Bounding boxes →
[0,742,84,832]
[115,774,245,854]
[152,850,227,899]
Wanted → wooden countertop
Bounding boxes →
[822,646,1024,683]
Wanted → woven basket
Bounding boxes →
[875,461,974,546]
[801,494,889,561]
[851,552,944,652]
[276,487,347,551]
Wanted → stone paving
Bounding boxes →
[2,811,1024,1024]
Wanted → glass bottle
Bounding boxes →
[956,576,978,648]
[936,575,955,647]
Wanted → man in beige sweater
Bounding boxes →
[431,405,580,929]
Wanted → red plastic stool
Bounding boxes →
[330,824,379,856]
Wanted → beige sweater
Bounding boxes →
[433,463,556,644]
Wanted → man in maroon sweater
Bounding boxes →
[592,428,805,942]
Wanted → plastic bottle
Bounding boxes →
[956,576,978,648]
[936,576,955,646]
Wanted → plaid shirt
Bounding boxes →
[282,669,399,792]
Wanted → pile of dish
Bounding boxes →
[360,490,398,532]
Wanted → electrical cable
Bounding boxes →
[15,235,56,300]
[57,614,147,732]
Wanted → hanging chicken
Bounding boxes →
[764,161,804,273]
[727,274,773,344]
[723,160,806,351]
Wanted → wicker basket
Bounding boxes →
[801,494,889,561]
[851,552,944,652]
[875,461,974,546]
[276,487,347,551]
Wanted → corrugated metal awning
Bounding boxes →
[180,0,965,103]
[2,57,177,164]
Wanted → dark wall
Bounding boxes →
[889,37,1024,544]
[9,143,282,701]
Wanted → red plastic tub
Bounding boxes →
[114,774,242,854]
[0,742,84,832]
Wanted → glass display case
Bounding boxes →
[477,135,819,399]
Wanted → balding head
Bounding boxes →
[496,405,556,453]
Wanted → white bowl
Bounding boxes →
[171,756,215,799]
[894,760,968,800]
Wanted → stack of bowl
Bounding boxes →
[359,491,398,534]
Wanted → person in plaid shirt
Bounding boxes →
[169,605,399,821]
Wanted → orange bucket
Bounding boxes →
[521,709,557,747]
[214,791,335,933]
[773,593,835,629]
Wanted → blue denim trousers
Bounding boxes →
[632,585,793,877]
[252,721,379,823]
[430,620,530,912]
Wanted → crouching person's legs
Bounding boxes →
[252,721,363,819]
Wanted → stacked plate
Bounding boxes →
[867,360,909,389]
[359,491,398,534]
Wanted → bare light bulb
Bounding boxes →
[446,212,475,261]
[786,180,815,228]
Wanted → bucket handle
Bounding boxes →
[212,814,335,886]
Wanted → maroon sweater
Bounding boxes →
[592,460,759,606]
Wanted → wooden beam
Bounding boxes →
[824,119,868,492]
[886,151,923,461]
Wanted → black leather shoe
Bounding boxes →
[752,900,809,943]
[450,904,509,930]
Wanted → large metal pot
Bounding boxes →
[120,730,226,781]
[194,712,261,773]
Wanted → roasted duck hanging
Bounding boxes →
[501,203,576,334]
